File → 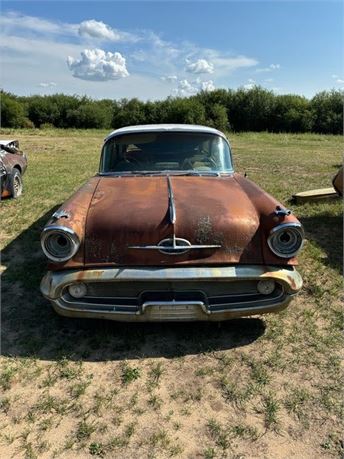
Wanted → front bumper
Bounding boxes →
[40,265,302,322]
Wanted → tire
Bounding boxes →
[9,168,23,198]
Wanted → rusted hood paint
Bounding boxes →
[80,174,298,267]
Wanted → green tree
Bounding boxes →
[0,92,26,127]
[112,98,147,128]
[310,90,343,134]
[272,95,312,132]
[228,86,275,131]
[27,96,60,127]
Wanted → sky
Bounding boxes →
[1,1,343,100]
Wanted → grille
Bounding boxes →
[62,280,285,315]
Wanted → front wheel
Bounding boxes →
[9,168,23,198]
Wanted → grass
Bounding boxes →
[0,129,342,458]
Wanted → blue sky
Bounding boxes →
[1,1,343,100]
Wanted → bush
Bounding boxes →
[67,103,112,129]
[27,97,60,127]
[310,90,343,135]
[272,95,312,132]
[40,122,54,130]
[0,92,26,128]
[22,118,35,129]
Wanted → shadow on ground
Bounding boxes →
[1,207,266,361]
[300,212,343,274]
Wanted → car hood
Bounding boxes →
[84,174,268,266]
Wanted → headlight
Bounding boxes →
[41,226,80,262]
[268,223,304,258]
[257,280,275,295]
[68,283,87,298]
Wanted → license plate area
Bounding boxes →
[141,300,208,320]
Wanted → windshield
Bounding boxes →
[100,132,233,174]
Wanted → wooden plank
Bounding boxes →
[292,187,339,203]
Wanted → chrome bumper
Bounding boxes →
[41,265,302,322]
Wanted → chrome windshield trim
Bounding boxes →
[97,170,233,177]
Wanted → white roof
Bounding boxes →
[105,124,227,142]
[0,140,17,146]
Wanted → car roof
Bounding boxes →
[0,140,18,146]
[104,124,228,142]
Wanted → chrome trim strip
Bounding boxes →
[62,297,137,310]
[209,290,284,308]
[51,295,293,321]
[167,175,176,225]
[208,292,260,298]
[128,244,221,251]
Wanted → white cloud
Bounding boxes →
[38,82,57,88]
[247,78,255,83]
[243,83,255,90]
[1,11,138,44]
[332,74,338,79]
[336,78,344,84]
[161,75,178,82]
[173,78,215,96]
[1,34,83,60]
[0,10,77,36]
[79,20,120,41]
[67,49,129,81]
[256,63,280,73]
[173,79,198,97]
[78,19,138,43]
[197,52,257,78]
[186,58,214,74]
[264,78,274,83]
[201,80,215,92]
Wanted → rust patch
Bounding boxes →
[195,216,224,245]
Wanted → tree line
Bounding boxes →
[1,87,343,134]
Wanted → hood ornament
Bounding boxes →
[158,237,191,255]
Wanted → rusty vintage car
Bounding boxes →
[0,139,27,199]
[40,124,304,321]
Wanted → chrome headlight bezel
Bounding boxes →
[41,226,80,262]
[267,222,304,259]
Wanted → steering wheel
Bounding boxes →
[126,155,143,167]
[202,157,218,169]
[182,156,218,170]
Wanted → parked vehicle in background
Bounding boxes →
[40,124,304,322]
[0,140,27,199]
[332,166,343,196]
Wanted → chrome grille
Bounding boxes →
[62,280,285,316]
